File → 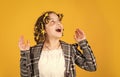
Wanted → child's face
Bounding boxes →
[45,13,64,39]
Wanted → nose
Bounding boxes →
[58,22,63,30]
[57,21,62,27]
[56,21,63,28]
[57,21,61,25]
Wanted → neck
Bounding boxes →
[44,37,60,50]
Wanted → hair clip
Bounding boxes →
[40,23,45,35]
[43,13,49,23]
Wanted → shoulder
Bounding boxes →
[60,40,70,46]
[60,40,78,48]
[30,42,44,50]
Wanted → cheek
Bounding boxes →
[45,24,56,32]
[61,24,64,29]
[45,27,55,34]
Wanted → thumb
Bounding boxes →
[74,35,77,41]
[27,40,30,46]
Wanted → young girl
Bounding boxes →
[19,11,96,77]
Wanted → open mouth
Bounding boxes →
[56,29,61,32]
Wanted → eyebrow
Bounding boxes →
[49,18,60,21]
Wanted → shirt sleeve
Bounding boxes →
[20,49,31,77]
[72,39,97,72]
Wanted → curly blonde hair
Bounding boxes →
[34,11,63,44]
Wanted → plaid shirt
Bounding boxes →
[20,39,96,77]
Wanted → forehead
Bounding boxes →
[49,13,59,19]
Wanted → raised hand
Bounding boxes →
[18,36,30,51]
[74,28,86,42]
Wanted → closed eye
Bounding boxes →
[49,20,55,24]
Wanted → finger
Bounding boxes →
[75,31,79,38]
[75,28,81,35]
[75,30,81,36]
[74,34,78,41]
[19,35,25,44]
[76,31,82,38]
[78,28,86,37]
[78,28,86,39]
[76,28,84,35]
[74,35,76,39]
[76,29,85,39]
[18,35,25,49]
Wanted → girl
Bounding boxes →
[19,11,96,77]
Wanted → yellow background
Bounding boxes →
[0,0,120,77]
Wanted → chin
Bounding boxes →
[57,36,62,38]
[55,35,62,38]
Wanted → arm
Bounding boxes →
[73,28,97,71]
[72,39,97,71]
[20,50,31,77]
[19,36,31,77]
